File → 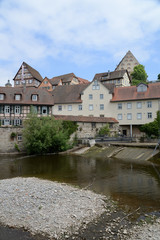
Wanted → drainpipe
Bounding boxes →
[130,124,132,137]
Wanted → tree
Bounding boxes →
[23,111,75,154]
[99,124,110,136]
[157,74,160,81]
[139,111,160,137]
[131,64,148,86]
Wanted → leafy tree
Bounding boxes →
[23,111,75,154]
[131,64,148,86]
[157,74,160,81]
[99,124,110,136]
[62,121,78,138]
[139,111,160,137]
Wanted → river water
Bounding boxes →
[0,153,160,213]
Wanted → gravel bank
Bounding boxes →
[129,218,160,240]
[0,177,107,239]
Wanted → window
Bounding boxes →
[14,119,21,126]
[127,103,132,109]
[147,112,152,119]
[15,106,20,114]
[92,123,96,128]
[92,80,100,90]
[100,115,104,117]
[100,94,104,99]
[52,86,56,90]
[78,105,82,111]
[127,113,132,120]
[58,105,62,111]
[28,79,33,84]
[100,104,104,110]
[118,103,122,110]
[89,104,93,111]
[117,79,120,84]
[5,105,10,114]
[137,84,147,92]
[137,113,142,120]
[32,95,37,101]
[68,105,72,111]
[147,101,152,108]
[15,81,20,85]
[89,94,93,100]
[15,94,21,100]
[17,134,22,141]
[44,81,48,84]
[117,114,122,120]
[137,102,142,109]
[42,106,47,115]
[0,94,4,100]
[4,119,10,125]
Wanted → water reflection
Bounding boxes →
[0,154,160,211]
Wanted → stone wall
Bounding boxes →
[0,127,24,153]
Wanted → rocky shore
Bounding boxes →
[0,177,160,240]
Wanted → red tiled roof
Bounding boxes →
[54,115,118,123]
[0,87,53,105]
[111,82,160,102]
[77,77,90,84]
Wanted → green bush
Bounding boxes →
[99,124,110,136]
[23,113,76,155]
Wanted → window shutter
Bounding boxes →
[47,107,49,115]
[20,106,22,114]
[40,106,42,115]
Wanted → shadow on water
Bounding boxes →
[0,153,160,213]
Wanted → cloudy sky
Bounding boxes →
[0,0,160,86]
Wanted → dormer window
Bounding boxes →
[137,83,147,92]
[32,94,38,101]
[92,80,100,90]
[0,94,4,100]
[15,94,21,100]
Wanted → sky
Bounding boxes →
[0,0,160,86]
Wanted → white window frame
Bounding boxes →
[68,105,72,111]
[137,113,142,120]
[15,106,20,114]
[127,113,132,120]
[15,94,21,101]
[78,105,82,111]
[0,94,4,100]
[147,112,152,119]
[15,81,20,85]
[100,104,104,110]
[89,94,93,100]
[117,114,122,120]
[118,103,122,110]
[5,105,10,114]
[4,119,10,125]
[147,101,152,108]
[100,94,104,99]
[127,103,132,109]
[32,95,38,101]
[137,102,142,109]
[28,79,33,84]
[14,119,21,126]
[17,134,22,141]
[89,104,93,111]
[58,105,62,111]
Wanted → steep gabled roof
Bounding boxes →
[115,50,140,73]
[77,77,90,84]
[111,82,160,102]
[54,115,118,123]
[93,69,131,82]
[13,62,43,82]
[50,73,76,84]
[52,84,89,104]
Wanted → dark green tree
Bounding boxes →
[23,111,75,154]
[131,64,148,86]
[99,124,110,136]
[157,74,160,81]
[139,111,160,137]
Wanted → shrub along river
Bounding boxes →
[0,151,160,214]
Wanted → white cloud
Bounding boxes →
[0,0,160,84]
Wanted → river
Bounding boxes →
[0,152,160,213]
